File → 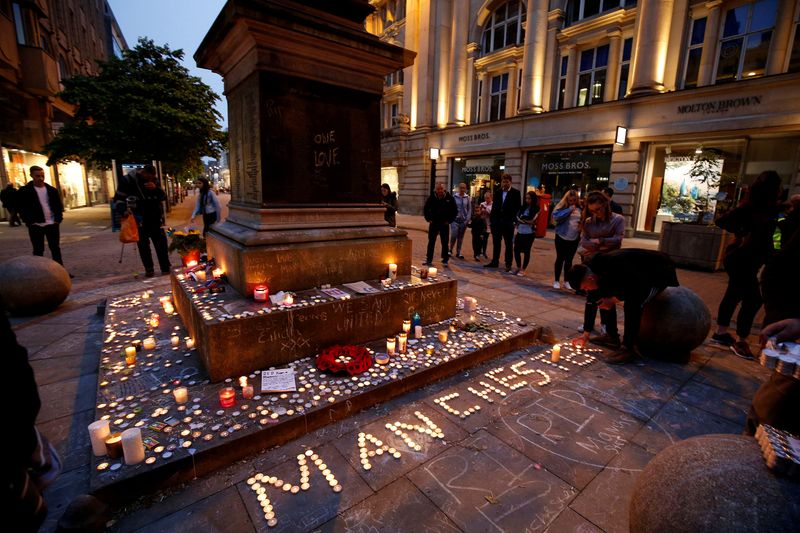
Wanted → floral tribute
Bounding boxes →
[315,345,373,376]
[167,227,206,256]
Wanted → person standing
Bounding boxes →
[448,182,471,259]
[470,205,488,261]
[512,190,540,276]
[552,189,582,289]
[380,183,398,227]
[479,190,493,258]
[603,186,623,215]
[17,166,64,265]
[1,183,21,226]
[485,174,521,271]
[423,182,457,266]
[116,165,171,277]
[191,177,221,236]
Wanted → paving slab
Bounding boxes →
[30,353,100,386]
[38,408,94,473]
[692,352,770,399]
[675,380,751,425]
[544,507,604,533]
[36,373,98,424]
[28,329,104,361]
[129,486,254,533]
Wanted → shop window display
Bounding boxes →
[451,155,505,209]
[525,147,613,207]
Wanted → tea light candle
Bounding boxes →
[143,337,157,350]
[185,338,195,350]
[88,420,110,456]
[398,333,408,354]
[428,267,438,277]
[125,350,136,366]
[253,285,268,301]
[375,353,390,365]
[219,387,236,408]
[242,385,254,399]
[283,293,294,306]
[125,346,136,359]
[386,337,396,356]
[212,267,224,279]
[195,269,207,282]
[170,335,180,346]
[186,259,198,268]
[438,330,448,343]
[149,313,160,328]
[402,320,411,333]
[105,433,123,459]
[388,263,398,280]
[121,428,145,465]
[551,344,562,363]
[163,303,175,315]
[415,325,423,338]
[173,386,188,404]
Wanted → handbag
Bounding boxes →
[119,211,139,243]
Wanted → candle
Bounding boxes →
[186,259,198,268]
[142,291,150,299]
[283,293,294,306]
[185,338,195,350]
[125,346,136,359]
[105,433,123,459]
[125,350,136,366]
[381,278,392,288]
[88,420,110,456]
[121,428,145,465]
[388,263,398,280]
[132,340,142,352]
[438,330,448,343]
[386,337,396,356]
[159,295,172,305]
[195,269,207,282]
[375,353,390,365]
[254,285,268,301]
[242,385,254,399]
[149,313,160,328]
[163,303,175,315]
[464,296,477,312]
[398,333,408,354]
[551,344,562,363]
[449,322,458,333]
[239,376,248,388]
[420,267,428,279]
[212,267,224,279]
[425,345,434,355]
[414,325,423,338]
[219,387,236,408]
[143,337,156,350]
[173,386,188,404]
[411,312,421,328]
[402,320,411,333]
[428,267,438,277]
[170,335,180,347]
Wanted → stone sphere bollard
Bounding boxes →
[638,286,710,361]
[0,256,71,315]
[630,434,800,533]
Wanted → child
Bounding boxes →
[470,205,488,261]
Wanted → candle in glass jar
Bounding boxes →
[219,387,236,408]
[283,293,294,306]
[438,330,448,343]
[402,320,411,333]
[105,433,123,459]
[398,333,408,354]
[242,385,254,399]
[414,325,423,338]
[420,267,428,279]
[159,295,172,305]
[125,350,136,366]
[253,285,268,301]
[121,428,145,465]
[173,386,188,404]
[163,303,175,315]
[170,335,180,346]
[195,269,207,282]
[386,337,396,356]
[464,296,478,313]
[428,267,438,277]
[88,420,110,456]
[186,259,198,268]
[125,346,136,359]
[551,344,562,363]
[143,337,156,350]
[388,263,398,280]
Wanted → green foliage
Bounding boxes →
[689,149,722,224]
[166,228,206,256]
[45,38,225,175]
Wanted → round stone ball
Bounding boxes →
[638,286,710,360]
[630,434,800,533]
[0,256,71,315]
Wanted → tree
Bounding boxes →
[689,149,722,224]
[45,38,225,176]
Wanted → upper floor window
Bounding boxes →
[617,37,633,98]
[715,0,777,83]
[489,73,509,121]
[577,44,609,106]
[481,1,526,56]
[385,69,404,87]
[557,55,569,110]
[682,17,707,89]
[566,0,637,27]
[789,13,800,72]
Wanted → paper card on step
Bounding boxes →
[260,368,297,392]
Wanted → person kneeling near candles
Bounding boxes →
[567,249,679,364]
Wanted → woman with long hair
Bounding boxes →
[512,190,540,276]
[551,189,582,289]
[380,183,398,227]
[712,170,783,359]
[190,177,221,236]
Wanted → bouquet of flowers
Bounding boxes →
[316,345,373,375]
[167,227,206,256]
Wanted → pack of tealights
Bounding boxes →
[759,342,800,379]
[755,424,800,476]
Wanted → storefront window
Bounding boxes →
[87,166,113,204]
[525,147,612,204]
[57,161,88,208]
[2,148,53,187]
[451,154,505,208]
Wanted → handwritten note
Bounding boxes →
[260,369,297,392]
[343,281,379,294]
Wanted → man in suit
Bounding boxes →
[17,166,65,265]
[485,173,521,271]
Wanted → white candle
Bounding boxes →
[125,346,136,358]
[284,294,294,305]
[386,337,396,356]
[551,344,562,363]
[402,320,411,333]
[388,263,398,280]
[170,335,180,346]
[195,269,207,282]
[398,333,408,354]
[414,325,423,338]
[88,420,110,456]
[428,267,438,277]
[464,297,477,312]
[173,386,188,404]
[186,338,195,349]
[143,337,156,350]
[121,428,145,465]
[163,303,175,315]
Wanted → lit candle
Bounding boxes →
[149,313,160,328]
[386,337,396,356]
[185,338,195,350]
[283,293,294,306]
[142,291,151,299]
[173,386,188,404]
[105,433,123,459]
[125,350,136,366]
[388,263,398,280]
[239,376,248,388]
[186,259,198,268]
[402,320,411,333]
[398,333,408,354]
[428,267,438,277]
[219,387,236,408]
[170,335,180,346]
[121,428,145,465]
[88,420,110,456]
[551,344,562,363]
[195,269,207,282]
[125,346,136,359]
[143,337,156,350]
[163,303,175,315]
[212,267,224,279]
[425,345,434,355]
[414,325,423,338]
[438,330,448,343]
[449,322,458,333]
[254,285,268,301]
[159,295,172,305]
[242,385,254,399]
[381,278,392,288]
[132,340,142,352]
[464,297,478,313]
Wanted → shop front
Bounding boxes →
[525,146,613,205]
[450,153,505,208]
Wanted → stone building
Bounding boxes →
[0,0,127,215]
[368,0,800,238]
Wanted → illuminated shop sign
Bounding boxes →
[676,95,762,115]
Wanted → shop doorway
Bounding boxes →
[451,154,504,209]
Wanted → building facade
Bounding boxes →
[368,0,800,237]
[0,0,127,216]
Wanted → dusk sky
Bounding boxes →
[107,0,228,128]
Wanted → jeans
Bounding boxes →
[426,222,450,263]
[717,262,762,338]
[28,224,62,264]
[554,234,580,282]
[137,223,171,273]
[448,220,467,255]
[513,233,535,270]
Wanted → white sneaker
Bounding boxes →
[564,281,572,290]
[553,281,560,289]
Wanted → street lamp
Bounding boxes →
[429,147,439,196]
[614,126,627,146]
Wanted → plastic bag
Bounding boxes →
[119,212,139,243]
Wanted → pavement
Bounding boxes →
[1,198,772,532]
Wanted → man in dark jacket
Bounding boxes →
[423,182,457,266]
[17,166,65,265]
[603,187,623,215]
[1,183,21,226]
[116,165,171,276]
[485,173,521,271]
[568,249,679,364]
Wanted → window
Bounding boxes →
[576,44,609,106]
[683,18,706,88]
[476,79,483,121]
[481,1,526,56]
[566,0,636,26]
[385,69,404,87]
[618,38,633,98]
[12,2,26,45]
[789,17,800,72]
[516,68,522,111]
[557,56,569,110]
[716,0,777,83]
[489,73,509,121]
[390,103,398,126]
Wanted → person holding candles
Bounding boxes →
[511,190,540,277]
[485,174,521,272]
[190,177,221,237]
[567,248,679,364]
[423,182,457,267]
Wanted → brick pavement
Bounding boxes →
[3,201,772,532]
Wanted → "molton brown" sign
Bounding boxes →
[677,95,763,115]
